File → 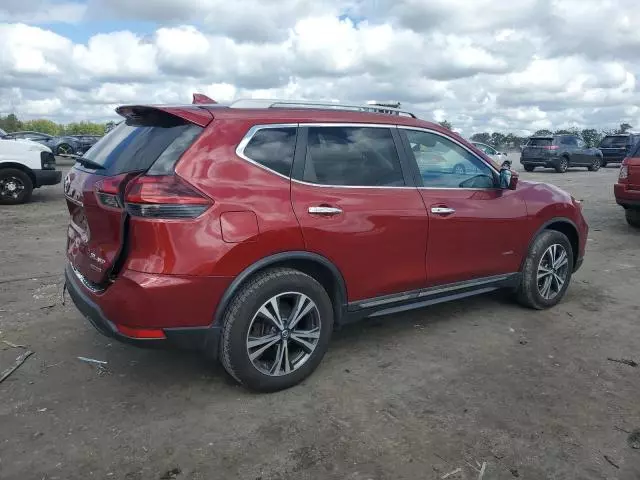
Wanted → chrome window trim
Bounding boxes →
[235,122,502,191]
[235,123,299,181]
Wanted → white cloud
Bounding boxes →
[2,0,640,134]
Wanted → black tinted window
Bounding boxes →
[528,138,552,146]
[84,121,203,175]
[304,127,404,187]
[560,136,577,146]
[243,127,296,177]
[600,136,629,147]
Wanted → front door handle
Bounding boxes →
[308,206,343,216]
[431,207,456,215]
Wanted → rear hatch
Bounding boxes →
[64,106,213,287]
[522,137,555,159]
[599,135,630,161]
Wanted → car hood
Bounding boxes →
[0,138,52,153]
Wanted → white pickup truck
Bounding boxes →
[0,127,62,204]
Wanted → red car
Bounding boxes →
[614,151,640,227]
[64,99,588,391]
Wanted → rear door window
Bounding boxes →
[303,127,405,187]
[242,127,297,177]
[83,120,203,175]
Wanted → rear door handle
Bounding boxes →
[308,206,343,216]
[431,207,456,215]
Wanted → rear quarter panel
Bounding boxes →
[124,118,306,276]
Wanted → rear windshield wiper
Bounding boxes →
[66,154,105,170]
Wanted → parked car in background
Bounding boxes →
[69,135,102,154]
[64,98,588,391]
[520,134,603,173]
[1,131,81,156]
[0,135,61,204]
[614,143,640,227]
[598,133,640,167]
[471,142,508,164]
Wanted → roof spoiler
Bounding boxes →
[115,105,214,128]
[192,93,217,104]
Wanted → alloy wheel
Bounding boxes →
[537,244,569,300]
[0,176,25,201]
[246,292,321,377]
[57,144,73,155]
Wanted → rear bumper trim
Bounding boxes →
[64,264,220,356]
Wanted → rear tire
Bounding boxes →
[0,168,33,205]
[220,268,334,392]
[587,157,602,171]
[626,209,640,228]
[516,230,573,310]
[555,157,569,173]
[524,165,535,172]
[601,160,608,167]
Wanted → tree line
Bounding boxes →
[0,113,114,136]
[439,121,633,150]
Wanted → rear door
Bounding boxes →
[399,127,529,286]
[64,107,211,285]
[290,125,428,302]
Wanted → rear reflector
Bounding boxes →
[116,324,166,339]
[94,173,131,209]
[125,175,212,219]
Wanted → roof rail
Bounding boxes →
[227,98,416,118]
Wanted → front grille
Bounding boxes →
[40,151,56,170]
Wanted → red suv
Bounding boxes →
[64,99,588,391]
[614,147,640,227]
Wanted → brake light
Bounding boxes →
[619,161,629,180]
[543,145,559,150]
[124,175,212,219]
[94,174,130,209]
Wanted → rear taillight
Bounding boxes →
[543,145,559,150]
[619,159,629,181]
[124,175,211,219]
[94,174,128,209]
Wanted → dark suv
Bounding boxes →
[598,133,640,167]
[64,99,588,391]
[521,134,603,173]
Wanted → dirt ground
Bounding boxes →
[1,158,639,480]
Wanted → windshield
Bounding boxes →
[599,136,628,147]
[83,120,203,175]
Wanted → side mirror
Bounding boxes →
[499,162,518,190]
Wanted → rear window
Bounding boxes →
[528,138,553,147]
[599,136,629,147]
[83,120,202,175]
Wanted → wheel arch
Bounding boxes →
[0,162,36,186]
[524,218,580,272]
[213,251,348,327]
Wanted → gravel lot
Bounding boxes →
[1,158,639,479]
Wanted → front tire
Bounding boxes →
[555,157,569,173]
[516,230,573,309]
[220,268,334,392]
[626,209,640,228]
[524,165,535,172]
[0,168,33,205]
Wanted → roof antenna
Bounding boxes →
[193,93,217,104]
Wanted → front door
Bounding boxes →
[399,128,529,286]
[291,125,428,302]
